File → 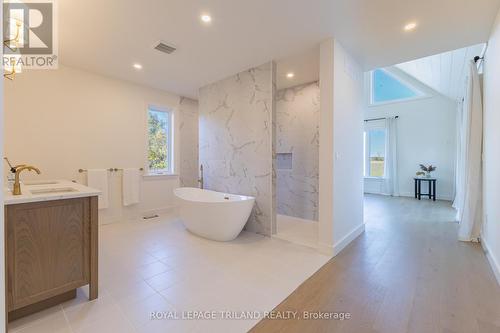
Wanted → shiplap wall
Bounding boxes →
[396,44,485,102]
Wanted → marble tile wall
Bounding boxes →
[199,62,276,235]
[276,82,319,221]
[178,97,199,188]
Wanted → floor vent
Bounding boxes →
[143,214,159,220]
[154,41,176,54]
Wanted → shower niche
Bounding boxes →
[276,153,293,170]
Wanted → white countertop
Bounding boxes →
[4,180,101,205]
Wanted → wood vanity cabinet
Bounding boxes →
[4,196,98,322]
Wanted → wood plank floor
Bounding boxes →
[250,195,500,333]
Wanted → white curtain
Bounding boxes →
[454,61,483,242]
[453,97,465,205]
[384,117,399,196]
[453,96,466,216]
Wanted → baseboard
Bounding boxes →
[318,223,365,257]
[332,223,365,256]
[396,191,454,201]
[364,191,391,196]
[99,205,178,225]
[140,205,178,219]
[481,237,500,287]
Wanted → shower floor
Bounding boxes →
[274,214,318,249]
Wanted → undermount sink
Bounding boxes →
[30,187,78,195]
[5,179,100,205]
[24,180,60,186]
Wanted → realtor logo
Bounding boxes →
[3,0,58,74]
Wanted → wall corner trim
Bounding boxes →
[333,223,365,256]
[318,223,365,257]
[481,236,500,287]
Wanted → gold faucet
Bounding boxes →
[13,165,41,195]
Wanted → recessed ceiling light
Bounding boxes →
[404,22,417,31]
[201,14,212,23]
[133,63,143,70]
[286,72,295,78]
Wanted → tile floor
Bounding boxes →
[274,214,318,248]
[8,213,330,333]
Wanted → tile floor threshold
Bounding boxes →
[275,214,319,249]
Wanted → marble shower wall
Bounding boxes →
[178,97,199,187]
[276,82,319,221]
[199,62,276,235]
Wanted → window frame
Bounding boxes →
[146,105,175,176]
[369,69,428,107]
[363,121,387,179]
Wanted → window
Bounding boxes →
[371,69,422,104]
[147,106,173,175]
[364,126,386,178]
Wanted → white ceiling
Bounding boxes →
[396,43,486,102]
[276,47,319,90]
[58,0,500,98]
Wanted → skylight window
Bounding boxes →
[371,69,422,104]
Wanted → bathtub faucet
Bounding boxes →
[198,164,204,189]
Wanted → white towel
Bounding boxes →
[122,168,141,206]
[87,169,109,209]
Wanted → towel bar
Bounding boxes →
[78,168,114,173]
[78,168,144,173]
[113,168,144,172]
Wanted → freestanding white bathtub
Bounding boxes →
[173,187,255,241]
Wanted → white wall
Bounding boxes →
[364,68,457,200]
[319,39,365,256]
[276,82,319,221]
[332,40,365,254]
[318,39,335,253]
[482,9,500,285]
[4,65,198,224]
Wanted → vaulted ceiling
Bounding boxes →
[396,44,486,102]
[58,0,500,98]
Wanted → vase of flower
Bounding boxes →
[419,164,436,178]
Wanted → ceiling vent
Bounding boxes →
[154,41,177,54]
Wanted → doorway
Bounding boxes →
[273,47,320,248]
